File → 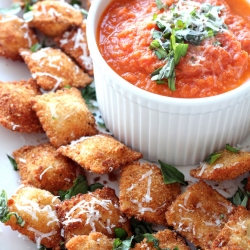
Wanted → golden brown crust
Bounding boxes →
[0,14,38,61]
[20,47,92,91]
[13,143,84,195]
[29,1,83,37]
[132,229,190,250]
[166,181,235,250]
[211,206,250,250]
[56,187,131,242]
[54,22,93,75]
[5,185,62,249]
[57,134,143,174]
[66,232,114,250]
[190,149,250,181]
[0,79,43,133]
[119,162,180,225]
[31,87,98,148]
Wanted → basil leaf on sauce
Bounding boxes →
[7,155,18,171]
[159,160,187,186]
[150,1,227,91]
[0,190,24,226]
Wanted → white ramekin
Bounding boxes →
[87,0,250,166]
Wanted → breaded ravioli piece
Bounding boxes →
[166,181,235,250]
[54,21,93,75]
[0,14,37,61]
[211,206,250,250]
[20,48,92,91]
[0,79,43,133]
[132,229,190,250]
[119,162,180,225]
[13,143,84,195]
[190,149,250,181]
[31,87,98,148]
[27,1,83,37]
[66,232,113,250]
[4,185,62,249]
[57,134,143,174]
[56,187,131,242]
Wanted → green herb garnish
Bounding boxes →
[0,190,24,226]
[205,152,222,165]
[7,155,18,171]
[70,0,81,6]
[59,175,104,201]
[30,43,42,52]
[115,228,128,241]
[39,245,52,250]
[225,143,241,153]
[80,8,88,17]
[151,0,227,90]
[0,3,21,15]
[81,85,97,108]
[112,236,134,250]
[159,160,187,185]
[144,233,161,250]
[89,183,104,192]
[228,187,250,207]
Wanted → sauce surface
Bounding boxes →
[98,0,250,98]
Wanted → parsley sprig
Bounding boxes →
[151,0,227,90]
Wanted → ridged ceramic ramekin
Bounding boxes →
[87,0,250,165]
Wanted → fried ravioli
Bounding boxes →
[20,47,92,91]
[66,232,114,250]
[31,87,98,148]
[57,134,143,174]
[119,162,180,225]
[166,181,235,250]
[54,21,93,75]
[4,185,62,249]
[132,229,190,250]
[190,149,250,181]
[13,143,84,195]
[211,206,250,250]
[56,187,131,242]
[0,79,43,133]
[0,14,37,61]
[27,1,83,37]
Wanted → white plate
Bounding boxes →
[0,1,249,249]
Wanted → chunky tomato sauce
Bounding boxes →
[98,0,250,98]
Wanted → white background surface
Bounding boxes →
[0,0,249,249]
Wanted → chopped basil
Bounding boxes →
[205,152,222,165]
[81,85,97,108]
[144,234,161,249]
[59,175,104,201]
[115,228,128,241]
[30,43,42,53]
[0,190,24,226]
[23,0,38,13]
[89,183,104,192]
[59,175,88,200]
[225,143,241,153]
[159,160,187,186]
[112,236,134,250]
[228,187,250,207]
[7,155,18,171]
[155,0,165,10]
[150,1,227,90]
[39,245,52,250]
[0,3,21,15]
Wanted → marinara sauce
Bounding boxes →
[98,0,250,98]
